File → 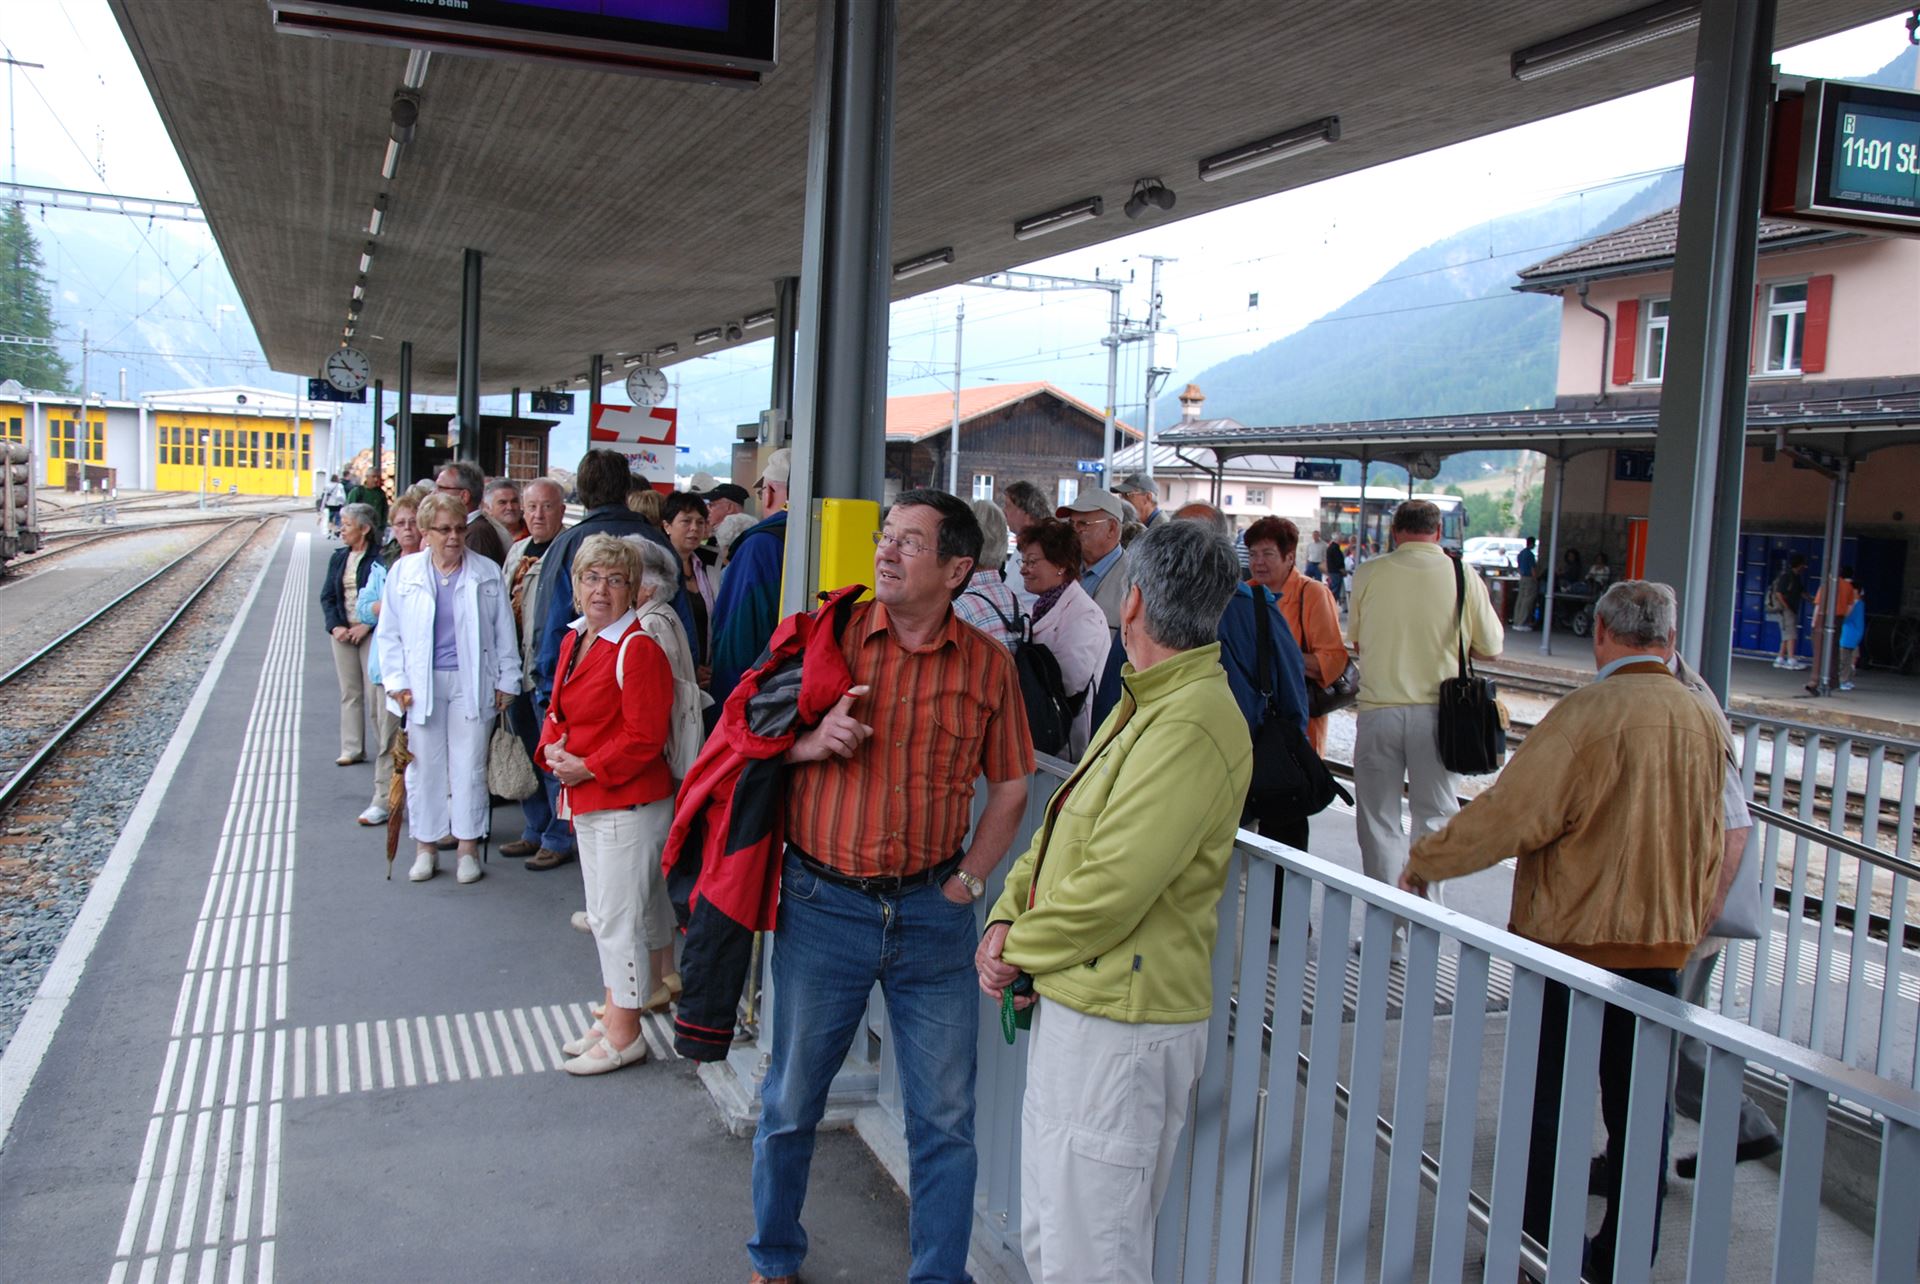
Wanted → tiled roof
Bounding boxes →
[1516,206,1851,285]
[885,381,1137,441]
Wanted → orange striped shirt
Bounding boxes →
[786,601,1034,879]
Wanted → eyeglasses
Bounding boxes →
[426,524,466,537]
[1018,557,1057,571]
[872,531,933,558]
[435,483,467,496]
[1068,515,1115,533]
[581,572,630,589]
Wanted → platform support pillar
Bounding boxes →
[1642,0,1776,700]
[1540,452,1567,657]
[769,276,799,448]
[370,380,383,483]
[588,354,604,422]
[1809,457,1851,695]
[456,248,483,463]
[397,341,415,486]
[781,0,897,615]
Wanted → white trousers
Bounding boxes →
[575,798,676,1008]
[1354,705,1459,902]
[1020,1001,1207,1284]
[404,669,492,844]
[331,636,369,758]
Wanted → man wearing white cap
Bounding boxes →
[709,447,792,703]
[1057,489,1131,632]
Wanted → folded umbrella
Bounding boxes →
[384,714,413,879]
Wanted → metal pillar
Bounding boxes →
[1142,256,1165,482]
[455,248,483,462]
[370,379,383,480]
[1642,0,1777,699]
[946,302,964,496]
[1356,450,1368,556]
[782,0,898,614]
[1810,457,1850,695]
[589,354,604,420]
[397,340,414,485]
[1540,451,1567,657]
[769,276,798,447]
[1103,288,1121,483]
[510,386,520,419]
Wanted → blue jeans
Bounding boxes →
[509,692,573,853]
[750,849,979,1283]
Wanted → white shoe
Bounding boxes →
[1787,659,1809,670]
[358,805,390,826]
[409,849,437,882]
[562,1021,604,1057]
[456,854,483,884]
[1771,657,1787,668]
[1839,682,1856,691]
[563,1031,649,1076]
[571,910,592,933]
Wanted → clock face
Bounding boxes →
[626,365,668,407]
[324,347,371,393]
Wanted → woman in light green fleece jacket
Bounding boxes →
[975,521,1252,1284]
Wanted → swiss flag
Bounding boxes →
[590,404,676,444]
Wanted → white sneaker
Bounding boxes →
[358,805,390,826]
[1771,657,1787,668]
[409,849,437,882]
[1839,682,1856,691]
[1787,659,1809,670]
[456,854,483,884]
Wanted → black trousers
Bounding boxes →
[1523,968,1679,1282]
[1244,805,1308,928]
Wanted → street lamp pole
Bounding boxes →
[200,431,210,509]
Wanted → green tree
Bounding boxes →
[0,204,73,392]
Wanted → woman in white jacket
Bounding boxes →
[376,492,521,885]
[1017,518,1111,758]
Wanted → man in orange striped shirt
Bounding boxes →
[748,489,1033,1284]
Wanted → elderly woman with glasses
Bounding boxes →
[540,534,678,1075]
[321,501,384,767]
[375,491,520,885]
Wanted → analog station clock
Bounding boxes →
[323,347,372,394]
[626,365,668,407]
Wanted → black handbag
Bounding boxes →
[1247,587,1351,818]
[1435,554,1506,776]
[1284,585,1361,718]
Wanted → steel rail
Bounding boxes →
[0,518,270,811]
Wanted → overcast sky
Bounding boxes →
[4,5,1916,467]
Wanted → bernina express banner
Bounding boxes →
[591,403,677,493]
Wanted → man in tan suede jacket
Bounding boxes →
[1401,579,1724,1283]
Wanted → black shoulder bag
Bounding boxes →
[1435,554,1506,775]
[1246,587,1350,817]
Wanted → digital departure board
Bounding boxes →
[1793,79,1920,230]
[273,0,777,85]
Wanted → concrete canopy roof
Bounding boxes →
[107,2,1897,395]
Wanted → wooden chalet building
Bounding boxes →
[884,381,1136,509]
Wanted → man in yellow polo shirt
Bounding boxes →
[1347,500,1502,921]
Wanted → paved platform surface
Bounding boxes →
[0,520,909,1282]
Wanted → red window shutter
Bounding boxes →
[1802,274,1833,373]
[1612,299,1639,386]
[1750,284,1762,372]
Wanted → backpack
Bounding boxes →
[1246,586,1350,818]
[618,611,709,781]
[970,592,1085,757]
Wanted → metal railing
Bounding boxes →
[866,763,1920,1283]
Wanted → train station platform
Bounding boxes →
[0,519,909,1281]
[3,515,1909,1282]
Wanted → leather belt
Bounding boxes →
[792,846,964,897]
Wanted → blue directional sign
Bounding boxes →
[1077,459,1104,475]
[306,380,367,403]
[530,390,575,415]
[1293,460,1341,482]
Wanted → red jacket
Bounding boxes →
[538,613,674,816]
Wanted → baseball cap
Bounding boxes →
[703,482,751,505]
[1056,490,1127,522]
[756,448,792,488]
[688,471,719,493]
[1110,472,1157,497]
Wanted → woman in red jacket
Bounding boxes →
[539,534,676,1076]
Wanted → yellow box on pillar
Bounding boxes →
[814,497,879,600]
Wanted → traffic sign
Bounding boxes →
[1076,459,1103,474]
[305,379,366,403]
[530,390,575,415]
[1293,460,1341,482]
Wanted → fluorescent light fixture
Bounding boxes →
[1014,198,1102,241]
[1510,1,1700,81]
[402,48,432,91]
[347,296,362,317]
[653,342,678,358]
[623,354,645,367]
[381,139,401,180]
[1198,116,1340,182]
[892,247,954,280]
[368,195,387,236]
[359,242,375,274]
[352,278,365,301]
[694,327,723,345]
[743,308,776,329]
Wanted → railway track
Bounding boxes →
[0,517,275,812]
[0,515,271,578]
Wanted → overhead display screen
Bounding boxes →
[1796,79,1920,229]
[273,0,777,84]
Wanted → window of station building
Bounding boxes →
[1763,281,1807,375]
[2,416,22,445]
[1640,297,1671,383]
[1056,477,1078,508]
[504,435,542,481]
[971,472,994,502]
[299,431,310,472]
[1245,486,1268,506]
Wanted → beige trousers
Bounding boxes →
[330,636,369,758]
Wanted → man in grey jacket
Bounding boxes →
[1057,489,1131,632]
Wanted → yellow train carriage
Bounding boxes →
[153,412,315,498]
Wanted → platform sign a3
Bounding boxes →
[591,403,677,494]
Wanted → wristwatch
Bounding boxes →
[953,870,985,900]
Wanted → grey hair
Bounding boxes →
[521,477,565,504]
[1122,520,1239,651]
[483,477,520,499]
[339,502,379,535]
[969,499,1009,569]
[1595,579,1677,647]
[627,535,681,605]
[1173,502,1232,542]
[437,459,485,504]
[1000,480,1052,526]
[714,512,756,557]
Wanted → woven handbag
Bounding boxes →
[487,720,540,801]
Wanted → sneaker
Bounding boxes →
[357,805,390,826]
[456,854,483,884]
[1839,682,1856,691]
[1771,657,1788,669]
[409,849,437,882]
